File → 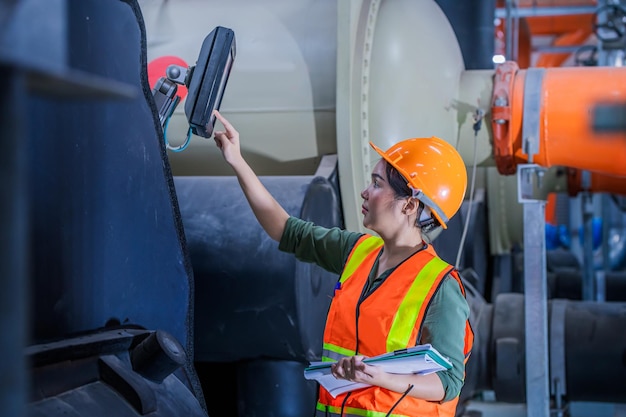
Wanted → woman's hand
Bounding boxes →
[330,356,381,385]
[213,109,242,166]
[330,355,445,401]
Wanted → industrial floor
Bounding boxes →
[464,398,626,417]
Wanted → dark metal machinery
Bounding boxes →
[1,0,205,416]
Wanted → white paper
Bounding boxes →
[304,344,451,398]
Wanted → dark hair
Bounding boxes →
[383,160,411,199]
[382,160,441,231]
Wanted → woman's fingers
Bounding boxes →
[213,110,237,137]
[331,363,347,380]
[213,137,223,150]
[335,358,356,380]
[331,357,369,381]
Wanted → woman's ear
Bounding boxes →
[402,198,419,215]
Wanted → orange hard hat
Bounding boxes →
[370,137,467,229]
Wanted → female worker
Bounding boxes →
[212,109,473,417]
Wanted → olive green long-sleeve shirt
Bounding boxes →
[278,216,469,402]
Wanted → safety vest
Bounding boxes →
[315,235,474,417]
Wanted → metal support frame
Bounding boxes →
[581,191,598,301]
[519,66,550,417]
[496,5,597,19]
[549,299,568,417]
[519,164,550,417]
[505,0,519,61]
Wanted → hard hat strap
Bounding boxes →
[416,201,438,231]
[410,187,449,226]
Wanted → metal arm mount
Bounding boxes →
[150,26,236,152]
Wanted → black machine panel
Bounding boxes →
[14,0,204,414]
[28,0,193,353]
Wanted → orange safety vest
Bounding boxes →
[315,235,474,417]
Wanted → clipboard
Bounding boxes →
[304,344,452,398]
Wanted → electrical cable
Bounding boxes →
[163,114,193,152]
[385,384,414,416]
[339,391,351,416]
[455,109,482,270]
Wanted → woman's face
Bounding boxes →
[360,159,405,233]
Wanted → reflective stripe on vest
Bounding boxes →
[315,402,408,417]
[339,235,383,285]
[321,236,384,360]
[388,255,450,351]
[323,235,453,358]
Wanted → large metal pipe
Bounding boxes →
[466,293,626,404]
[174,162,343,363]
[435,0,496,70]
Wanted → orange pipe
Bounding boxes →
[545,193,558,224]
[491,61,522,175]
[525,14,595,36]
[567,168,626,196]
[491,62,626,178]
[495,1,596,68]
[496,0,596,36]
[534,27,594,67]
